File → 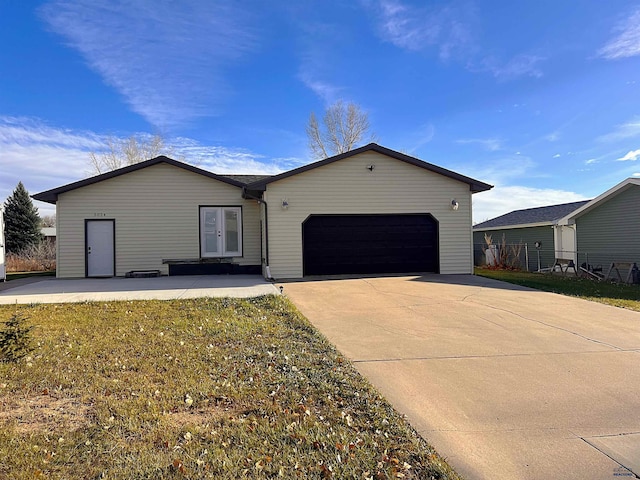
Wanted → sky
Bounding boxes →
[2,1,640,223]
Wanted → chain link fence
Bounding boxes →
[474,242,640,282]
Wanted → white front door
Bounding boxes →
[86,220,115,277]
[200,207,242,257]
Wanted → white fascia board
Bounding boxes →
[556,177,640,225]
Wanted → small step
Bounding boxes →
[125,270,162,278]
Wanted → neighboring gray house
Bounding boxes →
[41,227,56,246]
[474,177,640,272]
[33,143,492,280]
[473,200,590,270]
[556,178,640,269]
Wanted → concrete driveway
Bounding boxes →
[281,274,640,480]
[0,275,279,304]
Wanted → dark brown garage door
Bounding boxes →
[302,214,439,276]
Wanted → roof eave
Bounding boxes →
[246,143,493,192]
[31,156,245,204]
[556,178,640,224]
[473,221,555,231]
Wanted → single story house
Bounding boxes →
[41,227,56,246]
[33,143,492,280]
[474,177,640,271]
[555,177,640,270]
[473,200,589,270]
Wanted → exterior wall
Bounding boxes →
[56,163,261,277]
[576,185,640,267]
[264,151,474,279]
[473,225,555,271]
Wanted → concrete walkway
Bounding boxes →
[0,275,279,304]
[281,274,640,480]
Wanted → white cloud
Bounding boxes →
[464,153,535,187]
[364,0,473,60]
[170,137,296,174]
[472,186,588,224]
[617,149,640,161]
[553,153,561,158]
[0,117,290,217]
[597,9,640,59]
[457,137,503,151]
[295,21,346,102]
[298,73,343,104]
[39,0,257,129]
[479,54,545,80]
[546,132,561,142]
[597,117,640,142]
[585,158,598,164]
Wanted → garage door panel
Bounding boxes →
[303,214,439,276]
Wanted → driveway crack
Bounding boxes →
[352,349,630,363]
[464,297,624,351]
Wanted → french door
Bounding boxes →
[200,207,242,257]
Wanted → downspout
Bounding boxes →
[242,187,271,279]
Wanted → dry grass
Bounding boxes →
[0,297,459,480]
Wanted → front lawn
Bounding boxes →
[475,267,640,311]
[0,296,459,479]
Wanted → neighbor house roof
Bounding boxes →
[32,156,247,204]
[246,143,493,193]
[473,200,591,230]
[556,177,640,225]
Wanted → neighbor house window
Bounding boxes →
[200,207,242,257]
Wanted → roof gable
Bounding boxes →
[557,178,640,224]
[473,200,590,230]
[32,156,245,204]
[246,143,493,193]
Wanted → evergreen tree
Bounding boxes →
[3,182,42,253]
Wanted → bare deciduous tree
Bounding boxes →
[306,100,374,159]
[41,215,56,228]
[88,134,171,175]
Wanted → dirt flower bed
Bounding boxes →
[0,297,460,480]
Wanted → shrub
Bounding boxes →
[483,233,523,270]
[5,241,56,272]
[0,312,34,362]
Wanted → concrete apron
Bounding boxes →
[0,275,279,304]
[281,274,640,480]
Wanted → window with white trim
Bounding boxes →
[200,207,242,257]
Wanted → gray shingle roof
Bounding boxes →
[473,200,591,229]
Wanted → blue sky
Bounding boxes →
[2,1,640,222]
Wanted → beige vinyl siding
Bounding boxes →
[576,185,640,266]
[56,163,260,278]
[265,151,473,279]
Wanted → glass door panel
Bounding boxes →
[224,208,240,255]
[201,208,220,256]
